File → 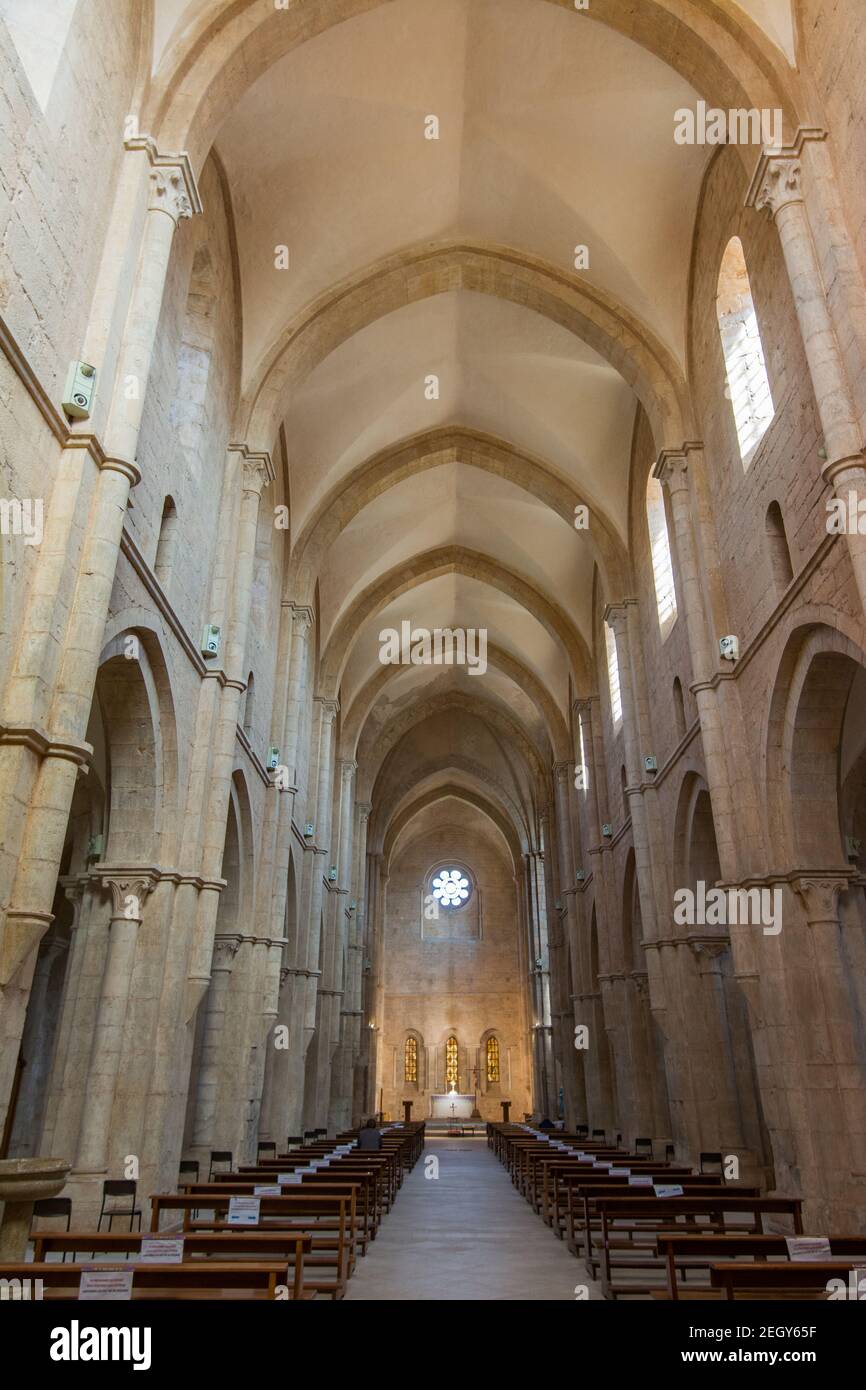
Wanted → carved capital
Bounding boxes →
[99,868,159,922]
[316,697,339,726]
[750,155,803,218]
[553,759,573,786]
[241,455,274,499]
[603,600,635,635]
[212,935,243,972]
[339,759,358,784]
[792,874,848,924]
[148,166,195,224]
[686,932,730,963]
[291,605,314,636]
[126,136,202,218]
[653,444,704,495]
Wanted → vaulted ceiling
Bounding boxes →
[147,0,798,852]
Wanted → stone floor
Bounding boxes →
[343,1136,604,1300]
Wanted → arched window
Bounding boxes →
[576,715,589,793]
[605,622,622,727]
[154,496,178,591]
[765,501,793,594]
[717,236,775,465]
[673,676,687,741]
[486,1036,500,1084]
[646,476,677,633]
[445,1035,459,1090]
[404,1036,418,1085]
[242,672,255,740]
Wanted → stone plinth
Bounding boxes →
[0,1157,71,1260]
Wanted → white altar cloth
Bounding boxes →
[431,1093,474,1119]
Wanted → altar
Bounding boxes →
[431,1093,475,1119]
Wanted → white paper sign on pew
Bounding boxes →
[228,1195,261,1225]
[629,1174,653,1186]
[139,1236,184,1264]
[78,1266,134,1300]
[653,1183,684,1197]
[254,1185,282,1196]
[611,1168,631,1177]
[278,1173,303,1185]
[786,1237,832,1262]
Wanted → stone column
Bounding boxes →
[571,696,619,1130]
[323,760,357,1132]
[296,698,339,1132]
[654,449,766,880]
[348,802,372,1123]
[524,844,555,1117]
[788,874,865,1226]
[5,935,68,1157]
[748,141,866,617]
[551,762,581,1124]
[0,151,199,1135]
[190,935,241,1156]
[70,871,157,1189]
[257,604,313,942]
[185,453,274,1017]
[605,603,665,934]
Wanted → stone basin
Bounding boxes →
[0,1157,71,1261]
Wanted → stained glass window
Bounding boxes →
[486,1036,500,1084]
[404,1036,418,1084]
[445,1035,459,1089]
[431,868,470,908]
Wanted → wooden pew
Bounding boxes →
[593,1195,803,1299]
[556,1167,722,1245]
[28,1230,312,1301]
[182,1174,375,1251]
[655,1233,866,1300]
[0,1259,294,1300]
[710,1259,866,1301]
[149,1189,357,1298]
[245,1153,393,1221]
[540,1158,693,1229]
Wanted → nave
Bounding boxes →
[344,1136,595,1302]
[2,0,866,1344]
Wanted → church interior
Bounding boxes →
[1,0,866,1320]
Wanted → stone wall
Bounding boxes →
[380,801,531,1122]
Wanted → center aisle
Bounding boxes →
[344,1136,604,1300]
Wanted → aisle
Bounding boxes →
[343,1137,604,1300]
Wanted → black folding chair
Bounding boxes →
[700,1150,724,1175]
[634,1137,653,1156]
[32,1197,72,1231]
[257,1141,277,1160]
[208,1149,232,1181]
[97,1180,141,1233]
[32,1198,72,1261]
